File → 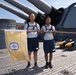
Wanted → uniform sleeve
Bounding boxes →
[41,26,44,30]
[52,26,56,31]
[37,23,40,30]
[24,23,28,30]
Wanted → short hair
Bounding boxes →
[45,16,51,20]
[29,13,35,17]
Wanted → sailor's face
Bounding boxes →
[46,18,51,24]
[29,14,35,22]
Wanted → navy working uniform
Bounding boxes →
[24,22,40,52]
[41,25,55,54]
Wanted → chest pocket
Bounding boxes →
[27,23,38,30]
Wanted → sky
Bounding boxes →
[0,0,76,23]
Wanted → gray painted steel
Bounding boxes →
[0,3,29,20]
[56,3,76,40]
[27,0,52,14]
[0,19,16,49]
[4,0,38,16]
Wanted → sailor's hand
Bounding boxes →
[40,30,46,34]
[41,30,45,33]
[46,30,50,32]
[41,30,45,36]
[53,30,57,35]
[36,30,40,33]
[27,30,32,33]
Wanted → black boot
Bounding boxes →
[48,62,53,68]
[34,62,38,69]
[26,62,30,68]
[45,62,48,69]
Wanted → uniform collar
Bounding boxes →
[45,24,51,27]
[29,22,35,25]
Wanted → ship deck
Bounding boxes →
[0,42,76,75]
